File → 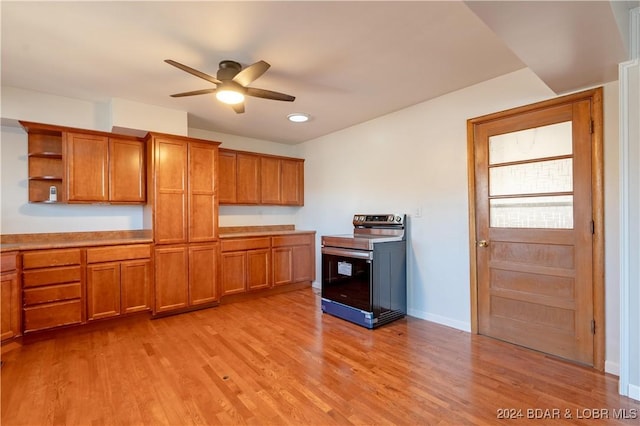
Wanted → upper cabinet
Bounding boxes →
[21,121,146,204]
[219,148,304,206]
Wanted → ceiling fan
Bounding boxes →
[165,59,295,114]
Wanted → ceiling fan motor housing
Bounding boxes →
[217,60,242,80]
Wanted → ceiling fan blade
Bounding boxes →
[170,88,217,98]
[233,60,270,87]
[165,59,221,85]
[246,87,295,102]
[231,103,245,114]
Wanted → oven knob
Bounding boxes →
[388,215,393,222]
[395,216,402,222]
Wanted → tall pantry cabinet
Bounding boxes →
[144,133,221,314]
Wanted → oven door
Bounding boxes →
[321,247,372,312]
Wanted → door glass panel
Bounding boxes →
[490,195,574,228]
[489,158,573,196]
[489,121,572,165]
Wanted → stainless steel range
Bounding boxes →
[321,214,407,328]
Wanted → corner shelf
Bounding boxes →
[22,122,66,203]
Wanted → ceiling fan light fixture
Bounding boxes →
[287,113,310,123]
[216,89,245,105]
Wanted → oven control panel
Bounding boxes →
[353,214,405,226]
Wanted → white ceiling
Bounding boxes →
[1,1,636,145]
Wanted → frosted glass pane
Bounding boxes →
[490,196,573,229]
[489,158,572,196]
[489,121,572,165]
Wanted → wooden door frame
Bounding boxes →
[466,87,604,370]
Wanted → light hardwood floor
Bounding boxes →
[2,288,638,425]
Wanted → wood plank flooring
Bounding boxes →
[2,288,638,425]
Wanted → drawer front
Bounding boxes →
[23,249,82,269]
[1,252,18,273]
[23,282,82,305]
[23,266,81,288]
[221,237,271,252]
[271,234,313,248]
[23,300,82,332]
[86,244,151,264]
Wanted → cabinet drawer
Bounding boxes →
[23,299,82,332]
[221,237,271,252]
[271,234,313,247]
[1,252,18,272]
[86,244,151,263]
[23,282,81,305]
[23,266,81,288]
[23,249,81,269]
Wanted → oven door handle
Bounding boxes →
[321,246,373,260]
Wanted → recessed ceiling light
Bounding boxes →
[287,113,310,123]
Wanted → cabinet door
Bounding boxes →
[281,159,304,205]
[65,132,109,202]
[292,244,314,282]
[1,272,19,341]
[189,142,218,242]
[110,138,145,203]
[189,244,219,305]
[260,157,281,204]
[247,249,270,291]
[87,262,121,320]
[221,252,246,296]
[121,259,151,314]
[155,246,189,313]
[218,150,237,204]
[236,153,260,204]
[272,247,293,286]
[155,138,188,244]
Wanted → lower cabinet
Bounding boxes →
[22,248,83,333]
[220,237,271,296]
[86,244,152,321]
[271,233,315,286]
[1,252,20,341]
[154,242,220,314]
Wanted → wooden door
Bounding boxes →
[188,142,218,242]
[1,271,19,341]
[469,88,603,367]
[154,246,189,313]
[218,150,237,204]
[292,244,314,282]
[109,138,145,203]
[154,138,188,244]
[121,259,151,314]
[221,252,247,296]
[247,249,270,291]
[281,159,304,205]
[65,132,109,202]
[87,262,121,320]
[236,153,260,204]
[272,247,293,286]
[260,157,281,204]
[189,244,219,305]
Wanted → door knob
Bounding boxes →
[477,240,489,248]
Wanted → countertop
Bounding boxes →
[1,230,153,252]
[1,226,316,252]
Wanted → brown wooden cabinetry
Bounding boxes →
[220,237,271,296]
[86,244,151,320]
[271,233,315,286]
[218,148,304,206]
[1,252,21,341]
[146,133,221,315]
[22,248,83,333]
[21,121,145,204]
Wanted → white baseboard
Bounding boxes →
[605,361,620,376]
[629,384,640,401]
[407,308,471,332]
